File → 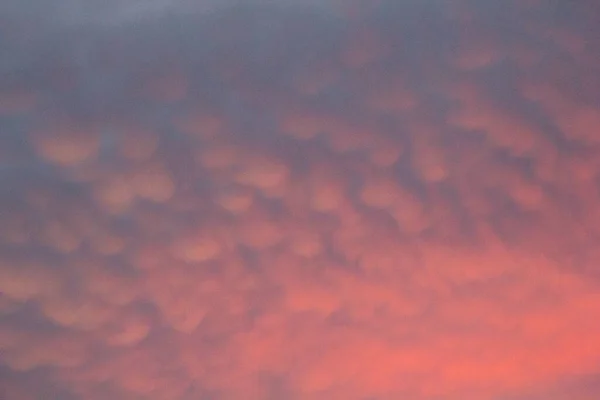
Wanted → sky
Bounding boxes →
[1,0,600,399]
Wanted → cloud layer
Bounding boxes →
[2,1,600,399]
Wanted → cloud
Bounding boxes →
[114,121,160,162]
[1,1,600,399]
[28,113,102,167]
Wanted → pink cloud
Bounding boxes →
[1,1,600,399]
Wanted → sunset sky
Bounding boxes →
[1,1,600,399]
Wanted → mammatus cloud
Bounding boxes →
[1,0,600,399]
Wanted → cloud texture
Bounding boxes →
[2,1,600,399]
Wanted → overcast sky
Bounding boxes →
[1,1,600,399]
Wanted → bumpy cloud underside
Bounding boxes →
[2,1,600,399]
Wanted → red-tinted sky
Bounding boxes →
[1,1,600,399]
